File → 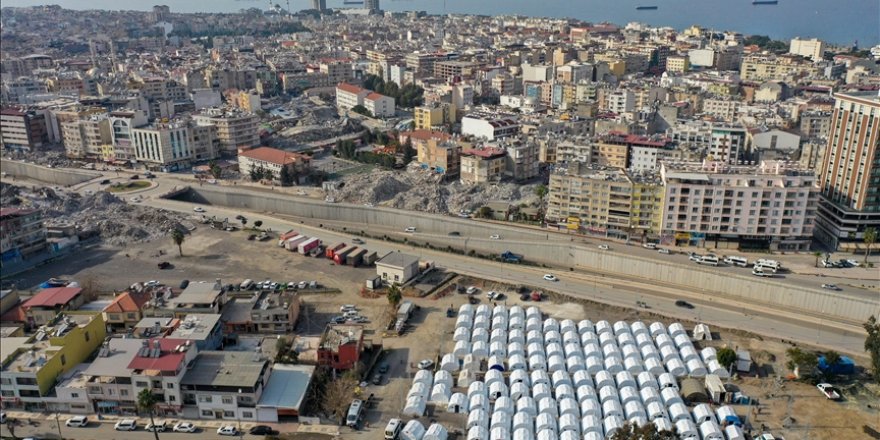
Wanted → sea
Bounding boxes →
[3,0,878,47]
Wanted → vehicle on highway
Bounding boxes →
[675,300,694,309]
[179,279,190,289]
[755,259,782,272]
[65,416,88,427]
[543,274,558,282]
[130,196,142,203]
[418,359,435,370]
[723,256,749,267]
[642,243,657,249]
[173,422,197,433]
[657,248,670,254]
[145,420,167,432]
[249,425,278,435]
[837,259,855,268]
[751,268,773,277]
[217,425,238,436]
[404,226,416,233]
[158,261,171,269]
[821,259,837,268]
[821,284,841,291]
[364,203,374,207]
[193,206,206,213]
[845,259,859,267]
[817,383,841,400]
[352,238,365,244]
[697,254,719,266]
[384,418,403,439]
[114,419,137,431]
[598,244,610,250]
[490,234,501,240]
[458,212,471,218]
[448,231,461,236]
[688,252,702,262]
[100,179,111,184]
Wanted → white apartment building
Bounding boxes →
[61,114,111,159]
[702,99,740,121]
[335,83,368,111]
[181,351,270,422]
[132,120,218,171]
[193,108,259,154]
[660,160,819,250]
[607,89,635,113]
[461,114,521,140]
[708,126,747,164]
[109,109,148,162]
[789,37,825,62]
[364,92,396,118]
[128,338,199,417]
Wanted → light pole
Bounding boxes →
[55,411,62,439]
[237,388,243,440]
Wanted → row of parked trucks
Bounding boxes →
[276,230,377,266]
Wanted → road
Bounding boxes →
[0,420,251,440]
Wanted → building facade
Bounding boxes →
[0,208,48,263]
[132,120,218,170]
[0,108,48,151]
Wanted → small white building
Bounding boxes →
[376,252,420,285]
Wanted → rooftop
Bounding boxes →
[181,351,267,388]
[169,313,222,341]
[171,281,224,308]
[257,364,315,411]
[662,159,816,177]
[462,147,507,159]
[320,324,364,352]
[127,338,190,373]
[336,82,365,95]
[0,207,39,219]
[103,291,151,314]
[376,252,419,268]
[21,287,82,309]
[239,147,308,166]
[2,314,95,373]
[83,338,143,378]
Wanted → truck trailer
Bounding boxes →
[278,230,299,246]
[347,248,368,267]
[325,242,346,259]
[298,237,322,255]
[285,235,309,251]
[333,245,358,265]
[362,251,378,266]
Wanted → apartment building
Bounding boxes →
[789,37,825,62]
[740,54,819,82]
[414,102,454,130]
[0,208,48,262]
[335,83,369,112]
[193,108,259,154]
[814,91,880,250]
[364,92,396,118]
[0,312,107,411]
[416,137,461,177]
[0,107,48,151]
[108,110,148,162]
[221,290,301,334]
[319,61,353,84]
[181,351,270,422]
[660,160,819,250]
[702,99,740,121]
[405,52,457,75]
[61,113,112,159]
[461,114,521,140]
[132,119,218,170]
[799,111,832,140]
[547,162,663,238]
[317,324,364,370]
[19,286,85,327]
[128,338,198,417]
[460,147,506,184]
[433,60,482,80]
[238,147,310,183]
[102,290,151,331]
[502,141,540,181]
[665,56,689,73]
[83,338,147,415]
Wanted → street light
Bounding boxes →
[237,388,243,440]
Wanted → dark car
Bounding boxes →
[448,231,461,236]
[371,374,383,385]
[377,363,389,374]
[675,300,695,309]
[179,279,190,289]
[249,425,278,436]
[130,174,140,180]
[100,179,111,185]
[158,261,171,269]
[520,293,530,301]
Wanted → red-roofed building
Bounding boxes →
[335,83,395,117]
[238,147,311,184]
[365,92,396,118]
[103,291,152,331]
[128,338,198,416]
[20,287,85,326]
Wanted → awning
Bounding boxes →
[97,401,119,408]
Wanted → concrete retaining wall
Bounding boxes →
[174,186,878,323]
[1,161,101,186]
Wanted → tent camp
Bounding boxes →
[680,377,709,403]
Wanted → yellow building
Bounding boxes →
[414,103,454,130]
[665,56,690,73]
[0,312,106,408]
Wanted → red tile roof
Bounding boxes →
[399,130,451,142]
[365,92,386,101]
[21,287,82,309]
[127,338,189,372]
[239,147,308,166]
[336,83,364,95]
[463,147,506,159]
[0,305,26,323]
[104,291,151,314]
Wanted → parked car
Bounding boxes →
[157,261,171,269]
[114,419,137,431]
[65,416,88,427]
[417,359,434,370]
[371,374,383,385]
[130,174,140,180]
[520,293,531,301]
[377,363,390,374]
[404,227,417,233]
[217,426,238,436]
[100,179,111,185]
[173,422,197,433]
[179,279,190,289]
[657,248,670,254]
[816,383,841,400]
[249,425,278,435]
[543,274,558,282]
[340,304,357,312]
[145,421,167,432]
[675,300,695,309]
[688,252,702,262]
[490,234,501,240]
[486,291,498,300]
[466,286,478,294]
[821,259,837,268]
[352,238,365,244]
[821,284,841,291]
[193,206,206,213]
[0,412,6,424]
[448,231,461,236]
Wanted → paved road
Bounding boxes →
[0,420,249,440]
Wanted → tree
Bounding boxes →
[864,227,876,265]
[786,347,819,380]
[350,105,372,117]
[280,166,294,186]
[208,160,222,179]
[716,347,737,370]
[813,251,823,268]
[254,220,263,229]
[170,229,185,257]
[137,388,161,440]
[240,217,248,229]
[865,315,880,381]
[249,166,261,182]
[608,421,678,439]
[321,370,359,423]
[477,206,492,219]
[534,184,549,200]
[387,284,402,308]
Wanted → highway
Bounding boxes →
[17,169,876,357]
[0,419,252,440]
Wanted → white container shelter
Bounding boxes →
[619,386,640,406]
[558,397,579,418]
[580,397,601,417]
[509,328,525,344]
[624,400,647,420]
[462,354,478,371]
[724,424,746,440]
[512,412,533,432]
[613,321,631,335]
[586,356,604,375]
[668,402,691,422]
[581,414,602,435]
[408,382,429,399]
[471,341,488,360]
[639,387,661,406]
[559,413,579,434]
[423,423,448,440]
[631,321,649,337]
[466,426,487,440]
[469,394,488,413]
[573,370,593,389]
[403,396,426,417]
[516,396,537,416]
[701,347,718,363]
[529,354,547,371]
[675,418,698,438]
[472,328,489,343]
[447,393,467,413]
[526,318,542,333]
[700,421,724,440]
[543,318,560,333]
[653,417,674,433]
[494,396,514,415]
[488,355,506,372]
[453,340,470,359]
[531,370,550,386]
[602,399,623,418]
[686,358,707,378]
[603,415,624,437]
[604,356,624,374]
[595,320,612,335]
[693,403,716,424]
[637,371,658,390]
[440,354,458,372]
[433,370,453,388]
[490,411,511,431]
[666,358,687,377]
[401,420,426,440]
[658,372,678,390]
[538,396,558,418]
[646,401,667,420]
[644,357,665,376]
[536,412,557,433]
[453,327,470,342]
[660,387,684,407]
[510,369,530,386]
[532,383,552,402]
[668,322,686,338]
[490,427,510,440]
[488,381,508,400]
[649,322,667,337]
[430,383,450,403]
[510,381,529,401]
[457,369,475,388]
[467,409,488,430]
[577,320,595,335]
[467,381,486,399]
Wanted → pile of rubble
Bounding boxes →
[1,183,188,247]
[333,165,541,214]
[3,149,76,168]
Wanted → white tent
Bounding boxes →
[538,396,558,418]
[613,321,631,335]
[560,319,577,334]
[447,392,467,413]
[468,394,488,413]
[699,421,724,440]
[489,341,507,358]
[673,333,692,350]
[603,344,622,360]
[724,424,746,440]
[434,370,453,388]
[509,305,525,320]
[599,332,617,348]
[707,360,730,378]
[516,396,537,416]
[566,355,585,374]
[559,430,580,440]
[655,333,674,350]
[668,322,686,338]
[674,418,698,438]
[488,355,506,372]
[462,354,478,371]
[457,368,475,388]
[527,341,545,357]
[576,385,597,405]
[700,347,718,363]
[603,415,624,437]
[510,369,530,386]
[665,357,687,377]
[532,383,552,402]
[595,370,615,390]
[526,318,542,333]
[605,357,624,374]
[577,320,595,335]
[476,304,491,317]
[660,387,683,407]
[490,328,507,344]
[580,397,601,418]
[693,403,716,424]
[630,321,649,337]
[453,327,470,342]
[509,329,525,344]
[512,411,533,432]
[458,304,474,317]
[490,427,510,440]
[637,371,658,390]
[466,426,488,440]
[624,400,646,419]
[580,414,602,435]
[639,386,661,406]
[545,331,562,345]
[660,345,679,362]
[641,345,660,362]
[649,322,667,337]
[494,396,514,415]
[492,304,508,318]
[401,420,426,440]
[646,401,667,420]
[581,332,599,346]
[622,344,641,361]
[467,409,488,430]
[586,356,604,375]
[423,423,448,440]
[403,396,426,417]
[641,357,663,376]
[653,417,674,433]
[716,405,738,425]
[636,333,654,350]
[430,383,451,403]
[573,370,593,389]
[525,306,541,320]
[602,399,623,418]
[667,402,690,422]
[551,369,572,388]
[455,314,472,330]
[617,332,635,348]
[509,316,525,331]
[531,370,550,386]
[510,381,530,401]
[628,416,648,428]
[555,384,576,401]
[408,382,429,399]
[693,323,712,341]
[490,411,511,431]
[564,343,583,358]
[536,412,557,433]
[680,345,699,363]
[619,386,640,406]
[558,397,579,417]
[528,354,547,372]
[440,353,458,372]
[595,320,612,335]
[543,318,560,333]
[558,413,580,434]
[414,370,433,386]
[453,340,470,359]
[471,340,488,360]
[562,331,579,346]
[488,381,508,400]
[616,371,636,389]
[508,342,525,358]
[473,315,490,330]
[583,432,603,440]
[686,358,707,378]
[599,386,619,405]
[513,427,534,440]
[472,328,489,343]
[658,372,678,390]
[536,429,559,440]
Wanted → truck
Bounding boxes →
[347,248,368,267]
[501,251,523,263]
[325,242,346,259]
[278,230,298,246]
[397,301,414,322]
[816,383,841,400]
[362,251,379,266]
[297,237,322,255]
[333,245,358,265]
[284,235,309,251]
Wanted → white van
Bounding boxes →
[723,256,749,267]
[346,399,364,428]
[384,418,402,439]
[751,267,773,277]
[756,259,781,272]
[698,254,719,266]
[240,279,253,290]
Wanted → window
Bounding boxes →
[136,381,149,388]
[169,395,176,402]
[60,354,67,365]
[0,378,11,385]
[201,410,213,417]
[222,396,234,404]
[0,390,14,397]
[166,383,174,389]
[223,411,235,418]
[120,389,128,396]
[16,377,37,386]
[19,389,40,398]
[242,411,254,419]
[198,395,213,403]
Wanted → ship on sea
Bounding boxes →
[636,6,659,10]
[752,0,778,4]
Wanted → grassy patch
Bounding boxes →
[107,180,151,192]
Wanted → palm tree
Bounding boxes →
[137,388,161,440]
[813,251,823,268]
[387,284,402,308]
[170,229,185,257]
[864,227,877,265]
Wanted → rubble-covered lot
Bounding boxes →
[1,182,188,246]
[334,165,542,214]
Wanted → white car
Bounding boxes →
[65,416,89,427]
[657,248,670,254]
[145,421,167,432]
[598,244,610,250]
[489,234,501,240]
[114,419,137,431]
[173,422,197,433]
[217,426,239,436]
[417,359,435,370]
[466,286,478,295]
[821,283,841,291]
[193,206,206,212]
[543,274,558,282]
[340,304,357,312]
[486,291,498,300]
[816,383,841,400]
[404,226,417,233]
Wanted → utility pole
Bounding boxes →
[55,411,63,439]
